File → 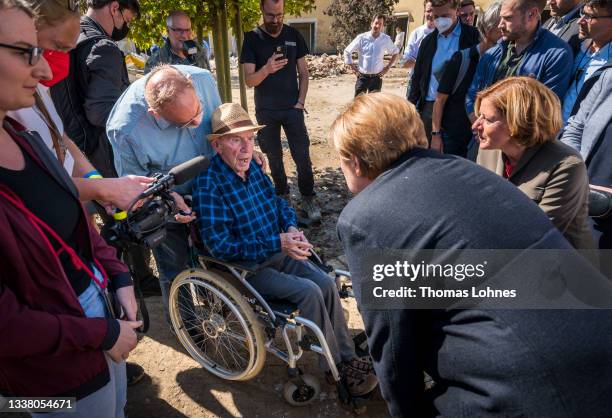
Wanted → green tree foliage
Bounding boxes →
[129,0,316,50]
[325,0,399,52]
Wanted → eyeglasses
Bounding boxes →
[263,12,284,21]
[68,0,80,12]
[0,43,44,65]
[169,27,192,35]
[579,10,612,22]
[177,102,203,129]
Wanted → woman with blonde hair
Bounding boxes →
[332,92,611,417]
[475,76,594,249]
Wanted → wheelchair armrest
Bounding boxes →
[199,256,259,274]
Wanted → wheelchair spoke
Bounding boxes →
[217,335,244,369]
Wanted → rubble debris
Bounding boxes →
[306,54,349,79]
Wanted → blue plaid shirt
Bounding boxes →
[192,154,297,262]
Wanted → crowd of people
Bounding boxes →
[0,0,610,416]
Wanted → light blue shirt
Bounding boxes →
[402,24,434,62]
[562,41,611,122]
[427,22,462,101]
[107,65,221,194]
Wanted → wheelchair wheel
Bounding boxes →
[169,268,266,381]
[283,374,320,406]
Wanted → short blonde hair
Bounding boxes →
[330,93,428,179]
[475,77,562,147]
[144,65,195,113]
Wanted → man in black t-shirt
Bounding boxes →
[240,0,321,222]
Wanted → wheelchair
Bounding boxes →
[167,230,369,411]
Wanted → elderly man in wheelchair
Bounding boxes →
[185,103,378,402]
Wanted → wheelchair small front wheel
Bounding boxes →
[169,268,266,381]
[283,374,320,406]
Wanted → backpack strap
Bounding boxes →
[452,48,471,95]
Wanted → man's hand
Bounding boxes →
[106,319,142,363]
[253,150,268,172]
[287,226,309,243]
[115,285,138,321]
[280,231,313,261]
[170,192,197,223]
[294,101,305,110]
[105,175,154,210]
[350,64,360,76]
[430,135,444,153]
[265,53,288,75]
[379,66,391,77]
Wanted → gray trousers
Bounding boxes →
[248,254,356,368]
[152,223,190,326]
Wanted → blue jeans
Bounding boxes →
[151,222,190,325]
[32,268,127,418]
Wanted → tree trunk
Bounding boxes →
[232,0,248,111]
[219,0,232,103]
[211,1,228,101]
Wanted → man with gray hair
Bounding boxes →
[107,65,265,326]
[107,65,219,325]
[466,0,573,120]
[144,10,210,73]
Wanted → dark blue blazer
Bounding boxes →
[337,148,612,417]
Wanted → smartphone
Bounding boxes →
[275,45,287,59]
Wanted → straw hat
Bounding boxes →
[207,102,265,141]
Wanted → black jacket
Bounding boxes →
[51,16,130,177]
[408,21,479,111]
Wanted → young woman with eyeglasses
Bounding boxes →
[0,1,141,416]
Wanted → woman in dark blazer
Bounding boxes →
[475,77,594,250]
[331,92,612,417]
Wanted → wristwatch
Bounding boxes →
[431,131,442,136]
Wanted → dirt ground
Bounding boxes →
[126,66,409,418]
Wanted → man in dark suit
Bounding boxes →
[543,0,582,55]
[408,0,480,142]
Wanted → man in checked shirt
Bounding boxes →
[192,103,378,397]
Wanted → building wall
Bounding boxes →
[286,0,335,54]
[285,0,496,54]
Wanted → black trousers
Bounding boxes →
[355,74,383,97]
[255,108,314,197]
[441,130,472,158]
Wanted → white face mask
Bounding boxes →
[434,17,453,33]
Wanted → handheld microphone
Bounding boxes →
[139,156,210,199]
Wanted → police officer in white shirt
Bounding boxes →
[344,14,400,97]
